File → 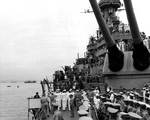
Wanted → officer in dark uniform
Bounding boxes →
[34,92,40,98]
[69,94,75,117]
[74,90,82,110]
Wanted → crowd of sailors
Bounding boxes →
[32,84,150,120]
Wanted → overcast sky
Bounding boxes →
[0,0,150,81]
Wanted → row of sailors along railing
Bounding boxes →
[27,85,150,120]
[93,89,150,120]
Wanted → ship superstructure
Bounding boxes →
[74,0,150,89]
[52,0,150,90]
[88,0,150,90]
[75,0,132,84]
[86,0,150,74]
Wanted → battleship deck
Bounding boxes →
[45,109,97,120]
[28,98,98,120]
[45,110,79,120]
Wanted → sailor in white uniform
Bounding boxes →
[54,89,62,110]
[110,91,115,102]
[94,95,100,109]
[93,87,99,96]
[62,90,67,110]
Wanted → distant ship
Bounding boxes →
[24,80,36,83]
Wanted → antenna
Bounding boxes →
[117,8,125,12]
[77,53,79,59]
[80,9,93,13]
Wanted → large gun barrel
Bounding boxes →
[123,0,150,70]
[89,0,124,72]
[123,0,141,44]
[89,0,115,48]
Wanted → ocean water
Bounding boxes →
[0,82,42,120]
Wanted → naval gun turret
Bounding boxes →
[89,0,150,89]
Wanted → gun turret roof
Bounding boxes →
[99,0,121,10]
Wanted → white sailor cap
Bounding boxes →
[134,92,140,96]
[130,93,134,96]
[69,89,72,91]
[119,112,128,116]
[78,109,88,115]
[110,90,114,93]
[107,107,119,113]
[138,101,146,105]
[146,104,150,108]
[146,89,149,91]
[78,116,90,120]
[104,101,112,106]
[142,87,146,90]
[79,105,89,111]
[63,89,66,92]
[128,112,142,119]
[112,103,121,106]
[83,101,90,108]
